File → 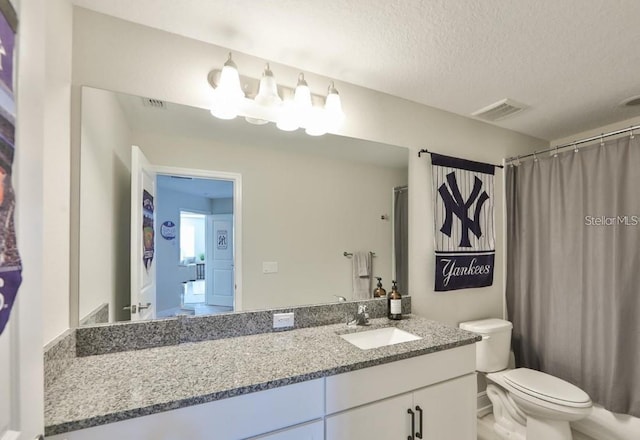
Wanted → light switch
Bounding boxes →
[263,261,278,274]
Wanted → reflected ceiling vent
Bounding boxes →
[472,98,528,121]
[141,97,167,109]
[620,95,640,107]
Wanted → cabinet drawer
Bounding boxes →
[325,344,475,414]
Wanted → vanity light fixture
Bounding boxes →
[208,53,345,136]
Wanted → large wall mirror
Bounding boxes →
[78,86,409,326]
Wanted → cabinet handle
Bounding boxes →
[415,405,423,439]
[407,408,415,440]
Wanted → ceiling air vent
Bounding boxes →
[472,98,527,121]
[141,97,167,109]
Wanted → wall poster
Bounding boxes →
[431,153,495,291]
[216,229,228,250]
[0,0,19,335]
[160,220,176,240]
[142,190,155,271]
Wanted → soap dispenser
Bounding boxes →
[387,280,402,320]
[373,277,387,298]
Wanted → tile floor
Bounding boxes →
[477,414,594,440]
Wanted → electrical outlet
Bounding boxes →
[273,312,294,329]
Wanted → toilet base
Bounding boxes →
[486,383,577,440]
[487,384,526,440]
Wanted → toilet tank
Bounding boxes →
[459,318,512,372]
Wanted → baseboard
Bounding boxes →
[477,391,492,418]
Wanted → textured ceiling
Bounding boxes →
[72,0,640,141]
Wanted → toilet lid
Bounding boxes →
[503,368,592,408]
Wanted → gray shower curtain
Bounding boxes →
[506,135,640,417]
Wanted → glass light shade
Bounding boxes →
[246,64,282,125]
[254,64,282,107]
[324,83,345,131]
[276,99,300,131]
[294,84,312,112]
[304,106,328,136]
[210,54,245,120]
[292,73,313,127]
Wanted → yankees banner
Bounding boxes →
[431,153,495,291]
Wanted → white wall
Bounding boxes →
[41,0,72,344]
[135,131,407,310]
[50,7,548,342]
[156,187,212,313]
[79,87,132,323]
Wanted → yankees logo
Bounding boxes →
[438,172,489,247]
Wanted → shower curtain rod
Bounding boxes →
[505,125,639,164]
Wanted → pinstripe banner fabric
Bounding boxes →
[431,153,495,291]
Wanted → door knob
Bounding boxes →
[123,304,137,313]
[138,302,151,310]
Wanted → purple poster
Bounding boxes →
[0,0,18,336]
[142,190,155,271]
[0,2,15,94]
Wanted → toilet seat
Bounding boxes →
[503,368,591,408]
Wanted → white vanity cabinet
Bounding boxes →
[325,345,476,440]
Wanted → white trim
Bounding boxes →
[477,391,493,418]
[153,165,243,312]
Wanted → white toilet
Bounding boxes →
[459,318,592,440]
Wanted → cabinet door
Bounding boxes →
[248,419,323,440]
[412,374,476,440]
[325,392,414,440]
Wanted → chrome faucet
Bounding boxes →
[348,304,370,326]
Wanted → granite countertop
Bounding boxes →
[45,315,480,436]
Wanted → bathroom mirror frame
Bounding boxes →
[74,86,410,327]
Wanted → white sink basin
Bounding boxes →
[339,327,422,350]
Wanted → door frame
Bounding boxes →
[154,165,243,312]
